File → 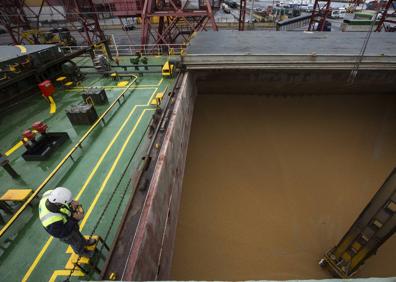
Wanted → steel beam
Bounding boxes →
[141,0,218,47]
[45,0,106,45]
[307,0,331,31]
[375,0,395,32]
[239,0,247,31]
[0,0,42,44]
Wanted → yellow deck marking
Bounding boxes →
[5,130,38,156]
[49,270,84,282]
[68,86,161,91]
[80,109,153,228]
[16,45,27,54]
[48,96,56,114]
[117,80,129,87]
[23,82,143,281]
[5,141,23,156]
[22,86,159,281]
[56,76,66,82]
[49,109,154,282]
[23,237,54,281]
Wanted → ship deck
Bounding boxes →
[0,55,174,282]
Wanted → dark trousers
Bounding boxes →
[60,228,86,255]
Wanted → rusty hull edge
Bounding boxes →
[122,72,196,280]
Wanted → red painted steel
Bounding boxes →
[239,0,247,31]
[140,0,218,46]
[375,0,396,31]
[0,0,41,44]
[111,0,143,16]
[32,121,48,134]
[105,0,219,46]
[0,0,107,45]
[38,80,56,97]
[308,0,332,31]
[46,0,107,45]
[4,0,218,48]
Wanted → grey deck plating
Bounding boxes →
[183,31,396,69]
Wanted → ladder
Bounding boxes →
[320,168,396,277]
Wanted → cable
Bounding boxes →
[347,9,380,85]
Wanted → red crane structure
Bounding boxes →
[0,0,41,44]
[375,0,396,31]
[1,0,218,49]
[0,0,107,45]
[45,0,107,45]
[111,0,218,46]
[141,0,218,45]
[238,0,247,31]
[307,0,331,31]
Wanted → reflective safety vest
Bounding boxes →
[39,190,71,228]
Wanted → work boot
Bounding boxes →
[85,238,97,246]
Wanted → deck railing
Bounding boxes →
[62,43,187,57]
[276,14,311,31]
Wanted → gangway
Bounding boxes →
[320,168,396,277]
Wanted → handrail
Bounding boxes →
[277,14,311,26]
[61,43,187,57]
[276,14,311,31]
[0,75,138,238]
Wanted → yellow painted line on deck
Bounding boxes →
[5,130,39,156]
[16,45,27,54]
[80,109,153,228]
[66,77,163,91]
[49,270,84,282]
[29,238,54,280]
[49,109,154,282]
[117,80,129,87]
[22,87,159,282]
[48,96,57,114]
[66,86,156,91]
[5,141,24,156]
[139,78,163,87]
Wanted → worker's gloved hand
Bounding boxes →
[73,210,84,221]
[70,200,80,210]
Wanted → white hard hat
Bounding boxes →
[48,187,72,205]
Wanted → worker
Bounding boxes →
[114,56,120,66]
[141,56,149,70]
[130,51,142,71]
[39,187,96,257]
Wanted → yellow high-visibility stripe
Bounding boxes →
[38,192,66,227]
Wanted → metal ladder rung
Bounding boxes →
[361,233,371,242]
[372,219,383,229]
[386,201,396,213]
